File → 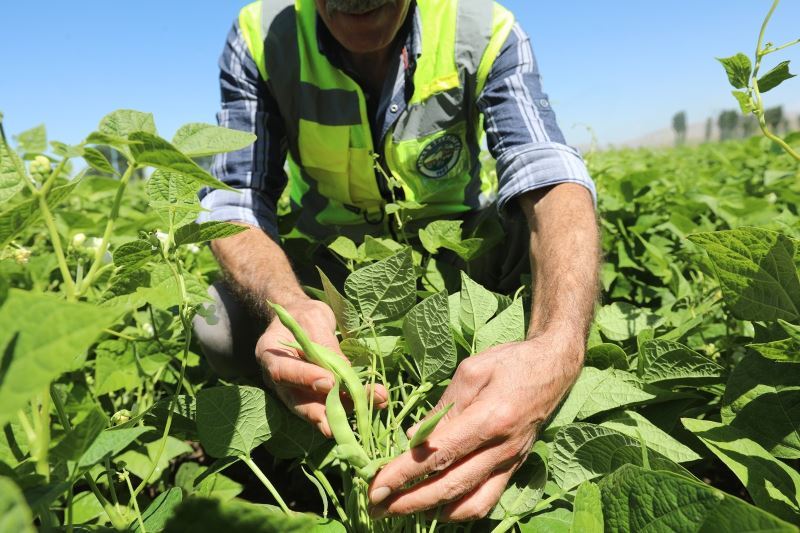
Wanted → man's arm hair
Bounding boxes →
[211,225,310,319]
[518,183,601,355]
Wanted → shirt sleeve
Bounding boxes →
[198,20,289,240]
[477,23,596,212]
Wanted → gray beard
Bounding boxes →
[326,0,395,16]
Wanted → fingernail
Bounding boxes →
[370,486,391,505]
[369,506,388,520]
[312,378,333,392]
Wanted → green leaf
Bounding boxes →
[0,477,35,533]
[418,219,463,254]
[549,367,656,429]
[328,236,359,261]
[83,146,118,175]
[717,53,752,89]
[585,343,628,370]
[363,235,404,261]
[721,354,800,459]
[638,339,723,385]
[175,462,243,501]
[595,302,662,342]
[262,403,329,460]
[13,124,46,153]
[78,426,153,470]
[689,228,800,321]
[196,385,281,458]
[318,268,360,335]
[344,248,416,321]
[748,337,800,362]
[518,508,573,533]
[51,408,108,463]
[114,239,158,270]
[146,169,202,228]
[489,457,547,521]
[409,403,453,448]
[98,109,157,138]
[571,482,603,533]
[682,418,800,523]
[459,271,498,336]
[0,290,123,426]
[132,487,183,532]
[600,465,796,532]
[171,123,256,157]
[758,60,795,93]
[175,221,247,246]
[0,178,80,247]
[403,291,457,384]
[550,423,690,490]
[117,437,192,484]
[474,298,525,352]
[731,90,754,114]
[129,131,233,191]
[163,497,324,533]
[600,410,701,464]
[145,395,197,441]
[0,141,24,204]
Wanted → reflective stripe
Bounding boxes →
[299,83,361,126]
[455,0,494,78]
[263,0,300,142]
[393,87,465,141]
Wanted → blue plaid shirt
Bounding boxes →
[199,6,596,237]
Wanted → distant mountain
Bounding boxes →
[613,110,800,149]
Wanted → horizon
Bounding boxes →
[0,1,798,148]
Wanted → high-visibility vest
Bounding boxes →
[238,0,515,239]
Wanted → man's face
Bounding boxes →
[315,0,412,55]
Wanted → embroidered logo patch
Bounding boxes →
[417,134,462,179]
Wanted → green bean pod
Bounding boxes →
[270,302,371,446]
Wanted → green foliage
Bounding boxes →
[1,93,799,531]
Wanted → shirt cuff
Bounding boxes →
[495,142,597,212]
[198,188,280,240]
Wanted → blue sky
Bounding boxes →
[1,1,798,147]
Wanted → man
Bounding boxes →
[195,0,600,521]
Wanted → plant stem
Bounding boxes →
[131,315,191,498]
[77,163,136,296]
[49,385,128,530]
[309,465,349,525]
[36,389,52,481]
[38,193,77,299]
[240,455,291,514]
[125,471,146,532]
[749,0,800,162]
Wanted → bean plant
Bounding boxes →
[1,2,800,530]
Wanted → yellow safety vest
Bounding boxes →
[238,0,515,239]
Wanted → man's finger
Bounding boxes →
[278,386,332,437]
[438,465,516,522]
[368,401,498,505]
[371,442,517,517]
[263,349,336,392]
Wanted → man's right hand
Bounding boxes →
[255,297,387,437]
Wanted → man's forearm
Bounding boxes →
[518,183,600,357]
[210,224,309,317]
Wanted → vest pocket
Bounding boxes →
[391,121,471,204]
[298,119,353,205]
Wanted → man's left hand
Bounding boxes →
[368,332,584,521]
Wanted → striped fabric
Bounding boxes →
[199,7,596,237]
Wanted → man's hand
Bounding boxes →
[255,297,388,437]
[367,333,583,521]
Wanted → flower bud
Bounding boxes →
[72,233,87,248]
[13,248,31,265]
[29,155,51,176]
